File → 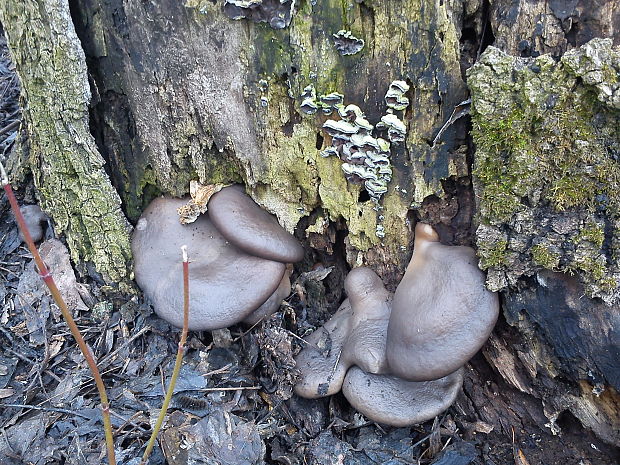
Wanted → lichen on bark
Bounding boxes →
[469,39,620,303]
[240,0,469,277]
[0,0,132,285]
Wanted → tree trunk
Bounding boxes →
[1,0,619,461]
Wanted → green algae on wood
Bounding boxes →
[469,39,620,303]
[0,0,132,285]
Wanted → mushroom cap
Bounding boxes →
[342,366,464,427]
[208,185,304,263]
[293,299,353,398]
[341,267,391,374]
[19,205,47,243]
[132,197,285,330]
[294,267,392,399]
[243,271,291,325]
[386,223,499,381]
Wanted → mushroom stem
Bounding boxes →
[404,223,439,272]
[140,246,190,465]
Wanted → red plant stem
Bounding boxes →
[2,178,116,465]
[140,246,190,465]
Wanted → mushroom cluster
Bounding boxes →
[376,80,409,143]
[294,223,499,426]
[131,185,303,330]
[299,80,412,206]
[300,86,344,116]
[320,105,393,202]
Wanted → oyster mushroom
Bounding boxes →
[342,366,464,427]
[132,197,286,330]
[293,298,353,398]
[243,271,291,325]
[294,267,391,398]
[294,224,497,426]
[386,223,499,382]
[208,185,304,263]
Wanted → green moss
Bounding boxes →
[252,26,295,77]
[570,255,616,292]
[472,69,620,223]
[575,222,605,248]
[469,44,620,300]
[478,240,509,269]
[531,244,561,270]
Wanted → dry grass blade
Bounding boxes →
[140,245,190,465]
[512,426,531,465]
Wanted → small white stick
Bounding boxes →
[0,160,8,187]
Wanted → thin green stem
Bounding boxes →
[140,245,190,465]
[1,164,116,465]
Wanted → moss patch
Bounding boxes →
[469,40,620,302]
[531,244,561,270]
[478,240,509,269]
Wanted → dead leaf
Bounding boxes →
[178,181,227,224]
[38,239,88,312]
[0,387,15,398]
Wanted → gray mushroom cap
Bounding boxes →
[208,185,304,263]
[293,298,353,398]
[294,267,392,398]
[243,271,291,325]
[386,223,499,382]
[132,197,285,331]
[341,267,391,374]
[342,366,464,427]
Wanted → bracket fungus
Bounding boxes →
[132,186,303,330]
[332,30,365,56]
[301,81,411,209]
[319,103,393,203]
[294,223,498,426]
[223,0,295,29]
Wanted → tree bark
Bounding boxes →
[0,0,132,285]
[1,0,619,460]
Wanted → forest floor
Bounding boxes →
[0,30,618,465]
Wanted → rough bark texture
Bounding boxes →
[469,13,620,450]
[1,0,620,460]
[66,0,473,286]
[0,0,132,285]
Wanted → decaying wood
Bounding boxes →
[1,0,619,462]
